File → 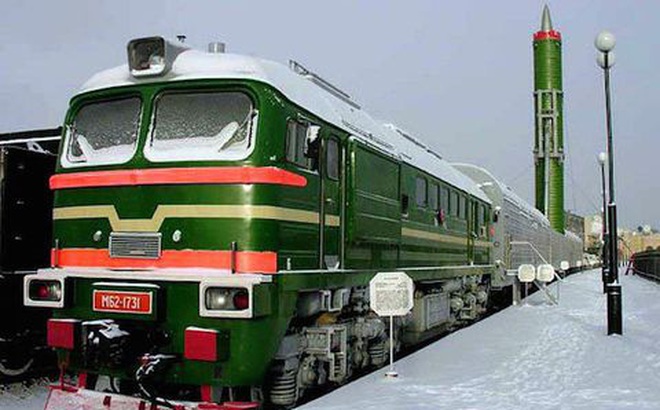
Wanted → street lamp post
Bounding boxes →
[595,31,622,335]
[598,152,608,294]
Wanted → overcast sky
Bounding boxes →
[1,0,657,229]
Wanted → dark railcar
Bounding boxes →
[0,128,59,378]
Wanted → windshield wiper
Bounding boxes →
[219,109,258,151]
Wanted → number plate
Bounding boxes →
[93,290,153,315]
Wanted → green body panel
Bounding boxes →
[54,183,327,265]
[276,265,493,292]
[533,36,565,233]
[346,143,400,247]
[50,76,494,389]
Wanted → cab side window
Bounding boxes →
[479,205,488,237]
[459,195,466,220]
[416,177,427,207]
[450,191,458,217]
[401,194,410,217]
[440,186,449,212]
[286,120,315,169]
[326,137,339,180]
[429,182,438,210]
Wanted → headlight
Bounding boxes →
[199,280,263,319]
[205,287,249,311]
[28,280,62,302]
[127,36,188,78]
[127,37,166,76]
[25,276,65,308]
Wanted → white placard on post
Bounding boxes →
[517,264,536,283]
[536,264,555,283]
[369,271,414,377]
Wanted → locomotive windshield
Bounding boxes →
[145,91,257,162]
[62,97,141,168]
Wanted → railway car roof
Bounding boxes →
[452,163,551,227]
[455,164,584,244]
[78,45,490,203]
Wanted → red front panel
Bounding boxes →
[184,328,218,362]
[47,319,78,350]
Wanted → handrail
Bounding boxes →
[509,240,564,282]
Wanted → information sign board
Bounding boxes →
[369,272,414,316]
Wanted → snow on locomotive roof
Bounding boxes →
[452,163,550,226]
[79,47,490,204]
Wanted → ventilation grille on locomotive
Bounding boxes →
[109,232,162,259]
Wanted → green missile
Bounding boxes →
[533,5,565,234]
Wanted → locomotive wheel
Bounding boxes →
[0,354,34,379]
[0,333,36,380]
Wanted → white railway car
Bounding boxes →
[454,164,583,288]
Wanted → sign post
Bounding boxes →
[369,271,414,377]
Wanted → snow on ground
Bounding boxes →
[2,270,659,410]
[302,270,660,410]
[0,378,49,410]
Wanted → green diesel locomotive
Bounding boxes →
[25,37,496,409]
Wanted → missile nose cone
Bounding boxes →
[541,4,553,31]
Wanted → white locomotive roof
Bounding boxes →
[452,163,550,226]
[79,48,490,203]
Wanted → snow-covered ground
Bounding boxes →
[302,270,660,410]
[2,270,659,410]
[0,378,49,410]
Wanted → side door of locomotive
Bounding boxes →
[320,132,342,269]
[467,197,476,264]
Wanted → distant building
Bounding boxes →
[586,214,660,263]
[584,214,604,255]
[565,211,585,245]
[620,230,660,262]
